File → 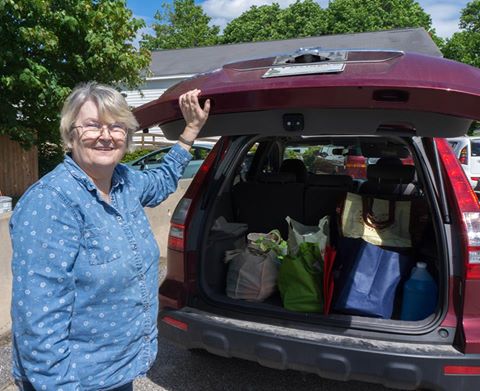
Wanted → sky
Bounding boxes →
[126,0,471,40]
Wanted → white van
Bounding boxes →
[447,136,480,191]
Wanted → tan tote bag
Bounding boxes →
[341,192,412,248]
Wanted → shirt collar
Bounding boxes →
[63,154,124,191]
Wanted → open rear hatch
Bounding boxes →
[134,49,480,139]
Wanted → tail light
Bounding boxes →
[436,138,480,353]
[159,138,230,309]
[459,146,468,165]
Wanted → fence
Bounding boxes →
[133,132,219,150]
[0,136,38,198]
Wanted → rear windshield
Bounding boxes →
[239,138,413,181]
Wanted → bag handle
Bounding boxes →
[362,197,396,230]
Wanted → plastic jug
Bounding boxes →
[400,262,438,321]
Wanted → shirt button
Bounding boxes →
[144,336,149,341]
[131,243,137,250]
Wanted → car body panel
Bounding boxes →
[134,51,480,139]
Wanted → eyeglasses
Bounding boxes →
[72,121,127,139]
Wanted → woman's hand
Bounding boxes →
[178,89,210,146]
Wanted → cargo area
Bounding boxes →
[197,135,444,331]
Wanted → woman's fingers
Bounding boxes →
[179,89,210,132]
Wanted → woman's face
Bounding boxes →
[71,100,127,178]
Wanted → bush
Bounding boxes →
[38,142,64,177]
[121,149,151,163]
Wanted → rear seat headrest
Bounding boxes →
[367,164,415,182]
[257,172,297,183]
[308,174,353,188]
[280,159,308,183]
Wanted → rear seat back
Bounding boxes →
[280,159,308,183]
[232,173,304,238]
[355,158,429,247]
[359,158,417,197]
[304,174,353,225]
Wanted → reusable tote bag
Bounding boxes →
[333,237,412,319]
[341,192,412,248]
[224,230,286,301]
[278,242,324,312]
[225,248,279,301]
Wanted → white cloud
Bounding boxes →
[419,1,468,38]
[422,4,461,37]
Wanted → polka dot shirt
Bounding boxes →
[10,144,192,390]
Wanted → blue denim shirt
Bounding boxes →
[10,144,192,391]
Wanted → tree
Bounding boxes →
[142,0,220,50]
[443,0,480,68]
[221,0,437,45]
[276,0,327,39]
[222,1,327,44]
[325,0,438,39]
[222,3,283,44]
[0,0,150,173]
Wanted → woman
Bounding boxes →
[10,82,210,390]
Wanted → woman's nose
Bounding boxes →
[98,126,113,140]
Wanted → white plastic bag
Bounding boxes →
[286,215,330,257]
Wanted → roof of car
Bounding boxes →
[148,28,441,77]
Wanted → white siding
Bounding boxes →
[124,78,219,147]
[124,88,166,108]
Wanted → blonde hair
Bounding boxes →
[60,82,138,152]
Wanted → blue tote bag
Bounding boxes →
[333,238,412,319]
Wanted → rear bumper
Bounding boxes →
[159,307,480,391]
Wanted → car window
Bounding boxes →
[193,147,211,160]
[471,140,480,156]
[144,150,168,164]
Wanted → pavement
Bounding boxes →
[0,333,399,391]
[0,262,398,391]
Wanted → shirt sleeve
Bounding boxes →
[135,143,193,207]
[10,185,81,391]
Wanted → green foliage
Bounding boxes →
[141,0,220,49]
[222,3,283,43]
[325,0,435,36]
[222,1,326,44]
[277,0,327,39]
[460,0,480,31]
[0,0,150,165]
[443,1,480,67]
[121,148,152,163]
[38,142,64,177]
[302,147,321,171]
[221,0,437,45]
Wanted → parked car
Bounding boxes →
[447,136,480,192]
[126,142,213,178]
[134,48,480,390]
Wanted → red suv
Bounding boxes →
[135,49,480,390]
